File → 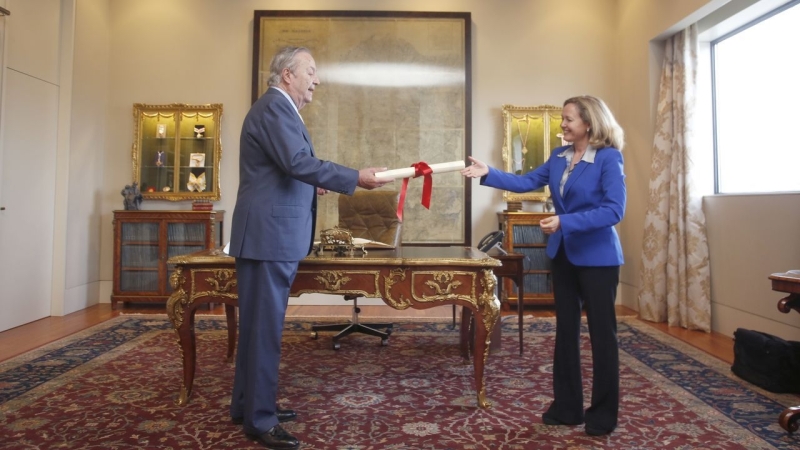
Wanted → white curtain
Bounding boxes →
[637,24,711,332]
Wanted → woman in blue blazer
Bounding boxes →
[463,95,625,436]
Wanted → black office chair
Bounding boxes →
[310,191,402,350]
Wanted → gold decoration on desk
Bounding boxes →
[477,268,500,409]
[315,226,367,256]
[294,269,380,297]
[166,267,188,329]
[415,271,475,304]
[205,269,237,294]
[424,272,463,296]
[314,270,352,291]
[383,268,412,310]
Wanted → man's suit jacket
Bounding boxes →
[228,87,359,261]
[482,145,626,267]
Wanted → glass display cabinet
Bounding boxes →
[497,211,555,306]
[132,103,223,201]
[111,210,224,309]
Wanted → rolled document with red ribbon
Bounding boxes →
[376,160,466,221]
[375,160,465,180]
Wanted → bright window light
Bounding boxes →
[712,0,800,194]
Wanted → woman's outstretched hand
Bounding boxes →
[461,156,489,178]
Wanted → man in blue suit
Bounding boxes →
[462,95,625,436]
[228,46,388,449]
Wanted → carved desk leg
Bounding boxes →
[166,267,199,407]
[470,269,501,409]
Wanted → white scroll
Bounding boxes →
[374,160,465,180]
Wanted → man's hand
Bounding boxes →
[357,167,390,189]
[316,187,329,196]
[461,156,489,178]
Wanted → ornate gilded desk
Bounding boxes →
[769,271,800,433]
[166,246,502,408]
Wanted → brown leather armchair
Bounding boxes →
[311,191,402,349]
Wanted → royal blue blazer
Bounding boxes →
[482,145,626,267]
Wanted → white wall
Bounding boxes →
[63,0,109,314]
[705,195,800,339]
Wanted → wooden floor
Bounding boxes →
[0,303,735,365]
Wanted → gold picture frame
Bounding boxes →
[132,103,222,201]
[501,104,565,202]
[252,10,471,245]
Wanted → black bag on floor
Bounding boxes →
[731,328,800,393]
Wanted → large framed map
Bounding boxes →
[253,11,471,245]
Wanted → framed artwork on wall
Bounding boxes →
[252,10,472,245]
[501,104,566,203]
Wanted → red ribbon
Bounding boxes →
[397,162,434,221]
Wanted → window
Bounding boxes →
[711,0,800,194]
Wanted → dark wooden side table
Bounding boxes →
[460,249,526,356]
[769,271,800,434]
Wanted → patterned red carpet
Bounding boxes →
[0,315,798,449]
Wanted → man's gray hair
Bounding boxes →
[267,46,311,87]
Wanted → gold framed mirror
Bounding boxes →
[501,104,565,202]
[132,103,222,201]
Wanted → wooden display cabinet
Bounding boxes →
[112,210,224,309]
[497,211,555,306]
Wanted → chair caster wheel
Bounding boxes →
[333,342,341,350]
[381,338,389,346]
[310,331,319,339]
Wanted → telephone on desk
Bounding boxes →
[478,231,506,254]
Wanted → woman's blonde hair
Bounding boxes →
[563,95,624,150]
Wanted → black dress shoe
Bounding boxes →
[276,408,296,423]
[246,424,299,450]
[585,425,614,436]
[541,413,584,426]
[231,408,297,425]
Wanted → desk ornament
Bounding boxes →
[314,226,367,257]
[375,160,465,220]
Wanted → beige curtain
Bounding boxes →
[637,24,711,332]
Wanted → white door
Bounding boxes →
[0,68,58,332]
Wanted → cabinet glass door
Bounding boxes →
[165,222,207,291]
[511,223,552,295]
[179,111,218,198]
[138,112,177,195]
[119,222,160,292]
